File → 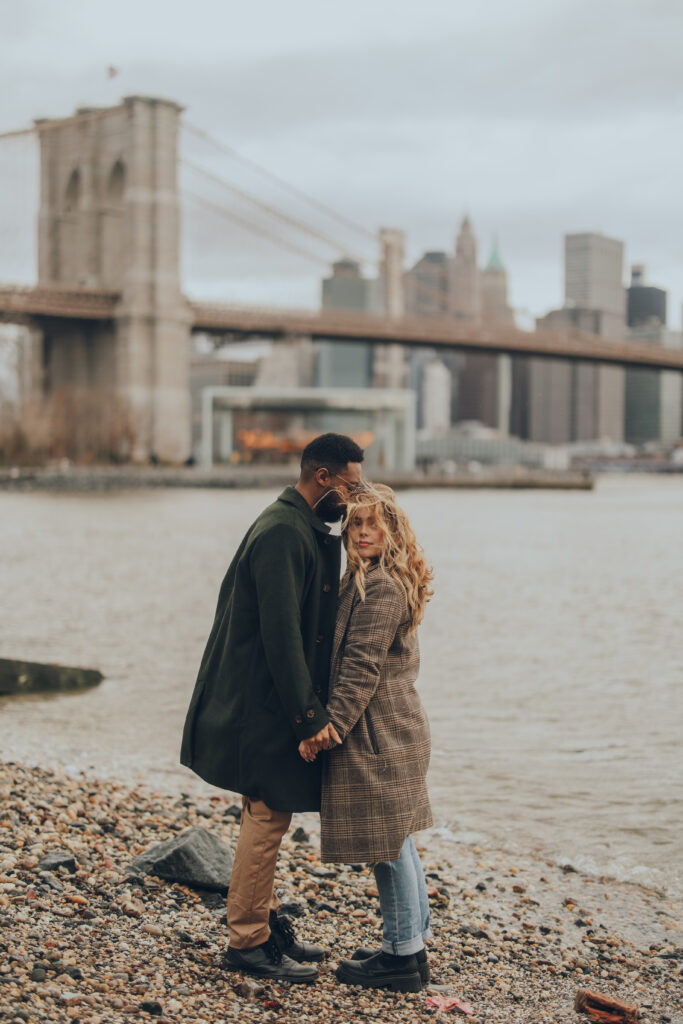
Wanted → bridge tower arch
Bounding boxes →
[34,95,190,461]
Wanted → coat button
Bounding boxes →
[324,538,331,545]
[316,634,324,644]
[295,715,303,725]
[306,709,315,719]
[314,686,321,694]
[322,583,331,592]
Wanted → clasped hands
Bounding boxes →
[298,722,342,763]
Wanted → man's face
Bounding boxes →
[314,462,363,522]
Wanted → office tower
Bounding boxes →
[565,232,626,321]
[453,232,512,431]
[627,265,667,328]
[480,244,515,327]
[624,266,681,445]
[526,232,626,444]
[317,259,375,387]
[405,251,450,318]
[450,216,480,320]
[421,357,452,437]
[374,228,407,388]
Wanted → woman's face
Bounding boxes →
[347,507,384,559]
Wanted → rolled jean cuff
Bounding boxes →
[381,934,426,956]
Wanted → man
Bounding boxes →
[180,433,364,983]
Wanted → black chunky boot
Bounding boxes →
[336,949,422,992]
[351,945,430,985]
[223,935,318,983]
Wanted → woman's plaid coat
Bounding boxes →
[320,563,432,863]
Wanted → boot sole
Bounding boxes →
[336,966,422,993]
[223,960,318,984]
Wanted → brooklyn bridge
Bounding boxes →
[1,95,681,461]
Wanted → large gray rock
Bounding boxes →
[131,827,233,893]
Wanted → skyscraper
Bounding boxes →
[623,265,681,446]
[565,232,625,322]
[317,258,375,387]
[421,358,452,437]
[404,251,450,318]
[449,216,480,320]
[525,232,626,444]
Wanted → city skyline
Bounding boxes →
[1,0,682,326]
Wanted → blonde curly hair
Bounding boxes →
[342,483,434,632]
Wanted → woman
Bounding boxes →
[299,484,434,993]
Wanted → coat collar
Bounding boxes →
[277,486,333,535]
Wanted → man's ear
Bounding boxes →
[315,467,331,488]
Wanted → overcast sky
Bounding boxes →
[2,0,682,326]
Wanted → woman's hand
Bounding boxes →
[298,723,342,762]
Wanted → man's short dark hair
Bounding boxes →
[300,433,364,476]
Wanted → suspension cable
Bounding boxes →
[182,158,370,265]
[183,119,376,244]
[184,190,331,268]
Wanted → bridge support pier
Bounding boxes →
[33,95,191,462]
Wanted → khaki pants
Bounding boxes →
[227,796,292,949]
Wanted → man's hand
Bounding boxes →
[298,722,342,762]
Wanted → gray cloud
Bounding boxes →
[2,0,682,323]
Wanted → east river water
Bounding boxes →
[1,476,681,896]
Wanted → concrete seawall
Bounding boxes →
[0,466,594,492]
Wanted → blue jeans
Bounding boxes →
[373,836,432,955]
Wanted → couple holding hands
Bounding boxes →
[181,433,434,993]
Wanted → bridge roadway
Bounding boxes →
[2,283,683,373]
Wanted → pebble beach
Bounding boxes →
[1,761,681,1024]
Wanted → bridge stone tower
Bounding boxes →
[35,95,190,461]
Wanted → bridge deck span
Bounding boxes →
[190,303,683,373]
[1,285,682,372]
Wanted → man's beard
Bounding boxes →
[313,490,346,522]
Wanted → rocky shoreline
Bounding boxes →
[1,761,680,1024]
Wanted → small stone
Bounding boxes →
[140,1001,163,1015]
[141,923,164,937]
[237,979,264,1001]
[31,967,47,982]
[291,826,309,843]
[37,851,77,873]
[303,864,337,878]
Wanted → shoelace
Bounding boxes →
[272,914,297,946]
[264,935,284,964]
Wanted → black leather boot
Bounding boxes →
[351,945,430,985]
[269,910,327,962]
[336,950,422,992]
[223,935,318,983]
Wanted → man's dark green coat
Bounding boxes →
[180,487,341,812]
